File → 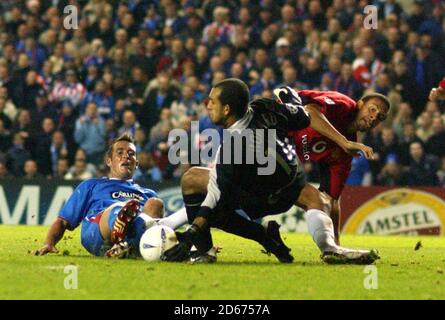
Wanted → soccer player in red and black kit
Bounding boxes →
[274,87,390,244]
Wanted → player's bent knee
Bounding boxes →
[143,198,164,219]
[297,184,325,212]
[306,191,325,211]
[181,166,209,195]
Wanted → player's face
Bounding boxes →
[107,141,138,180]
[356,98,388,132]
[206,87,227,126]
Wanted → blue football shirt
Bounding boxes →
[59,178,158,230]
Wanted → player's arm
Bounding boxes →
[36,180,92,255]
[304,103,374,159]
[36,217,70,255]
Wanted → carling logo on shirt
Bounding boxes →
[111,191,144,201]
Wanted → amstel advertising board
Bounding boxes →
[341,186,445,235]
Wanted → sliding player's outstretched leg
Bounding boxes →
[297,184,379,265]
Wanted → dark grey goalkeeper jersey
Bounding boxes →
[199,97,311,221]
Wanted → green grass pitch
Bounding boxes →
[1,225,445,300]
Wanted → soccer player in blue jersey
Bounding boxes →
[36,133,164,258]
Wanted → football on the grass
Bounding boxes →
[139,225,178,261]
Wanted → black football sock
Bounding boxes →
[188,223,214,254]
[183,193,206,223]
[216,213,267,246]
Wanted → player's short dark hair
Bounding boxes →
[359,92,391,113]
[106,132,135,159]
[213,78,250,119]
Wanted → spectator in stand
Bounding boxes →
[334,63,363,101]
[170,85,205,128]
[426,116,445,158]
[376,153,408,186]
[54,157,70,179]
[74,102,106,165]
[64,148,97,181]
[0,159,13,179]
[301,56,322,88]
[11,109,33,149]
[50,69,86,109]
[392,102,413,137]
[415,111,434,142]
[133,151,162,185]
[49,130,69,176]
[0,95,13,131]
[30,89,57,130]
[409,34,445,106]
[140,73,178,133]
[0,64,14,102]
[23,159,43,179]
[406,141,439,186]
[398,121,422,166]
[0,86,17,125]
[369,126,401,180]
[437,156,445,187]
[22,69,44,111]
[5,132,31,177]
[390,59,417,110]
[0,118,12,154]
[81,80,114,119]
[56,99,78,156]
[202,6,234,46]
[352,46,385,89]
[117,109,140,137]
[134,127,148,154]
[10,53,31,109]
[33,117,55,176]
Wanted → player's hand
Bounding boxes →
[35,244,58,256]
[429,87,445,101]
[342,141,374,160]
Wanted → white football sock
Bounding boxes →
[158,207,188,230]
[305,209,338,253]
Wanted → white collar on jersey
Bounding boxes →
[109,177,134,183]
[228,107,253,131]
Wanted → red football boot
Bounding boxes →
[110,199,140,244]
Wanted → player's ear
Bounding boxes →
[106,156,112,168]
[223,104,231,116]
[135,160,139,169]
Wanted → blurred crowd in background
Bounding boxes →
[1,0,445,188]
